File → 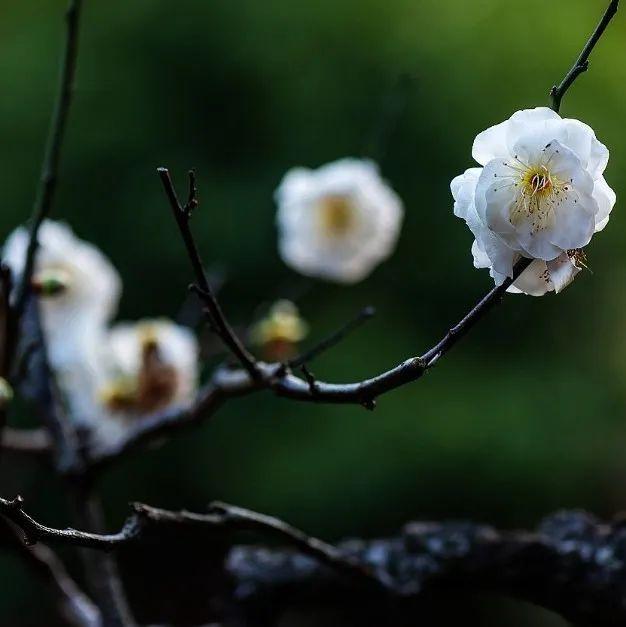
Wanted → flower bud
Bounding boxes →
[250,300,308,361]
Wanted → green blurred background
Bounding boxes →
[1,0,625,624]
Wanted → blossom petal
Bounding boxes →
[507,259,552,296]
[472,108,560,166]
[451,168,482,219]
[563,119,609,179]
[547,254,581,294]
[593,175,616,232]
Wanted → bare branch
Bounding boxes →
[86,366,253,472]
[88,259,532,469]
[68,487,136,627]
[5,496,626,625]
[12,0,84,320]
[1,519,101,627]
[288,306,376,369]
[0,496,378,588]
[157,168,261,382]
[550,0,619,112]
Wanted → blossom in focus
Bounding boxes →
[2,220,121,419]
[250,300,308,361]
[276,158,404,283]
[100,319,198,417]
[451,108,615,295]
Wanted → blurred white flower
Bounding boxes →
[2,220,121,419]
[99,319,198,418]
[452,108,615,295]
[275,158,404,283]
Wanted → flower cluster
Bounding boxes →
[3,221,198,444]
[452,108,615,295]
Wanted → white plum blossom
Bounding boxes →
[276,158,404,283]
[99,318,198,419]
[452,108,615,295]
[3,220,121,421]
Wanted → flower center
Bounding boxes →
[522,165,553,198]
[318,195,354,237]
[100,337,179,415]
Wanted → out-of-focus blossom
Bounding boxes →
[2,220,121,420]
[0,377,13,408]
[100,319,198,417]
[250,300,308,361]
[276,158,404,283]
[452,108,615,295]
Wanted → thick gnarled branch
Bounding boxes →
[227,510,626,627]
[4,496,626,626]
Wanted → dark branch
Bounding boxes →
[12,0,84,320]
[157,168,261,382]
[67,487,136,627]
[87,259,533,470]
[5,496,626,625]
[550,0,619,112]
[86,366,253,472]
[227,510,626,627]
[0,519,100,627]
[288,306,376,369]
[0,497,377,588]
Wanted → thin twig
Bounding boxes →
[12,0,84,320]
[288,306,376,369]
[68,487,136,627]
[550,0,619,112]
[157,168,261,382]
[88,259,532,469]
[0,496,378,588]
[1,0,84,465]
[1,519,101,627]
[268,258,533,405]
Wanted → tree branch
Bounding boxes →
[0,519,101,627]
[12,0,84,321]
[157,168,261,382]
[4,496,626,625]
[227,510,626,627]
[288,305,376,369]
[67,487,136,627]
[550,0,619,112]
[0,497,377,588]
[86,258,532,470]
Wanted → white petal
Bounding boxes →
[563,118,609,179]
[474,159,522,242]
[472,120,510,166]
[451,168,482,218]
[546,254,581,294]
[508,259,553,296]
[472,108,560,166]
[593,175,616,232]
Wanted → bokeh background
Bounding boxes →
[1,0,625,624]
